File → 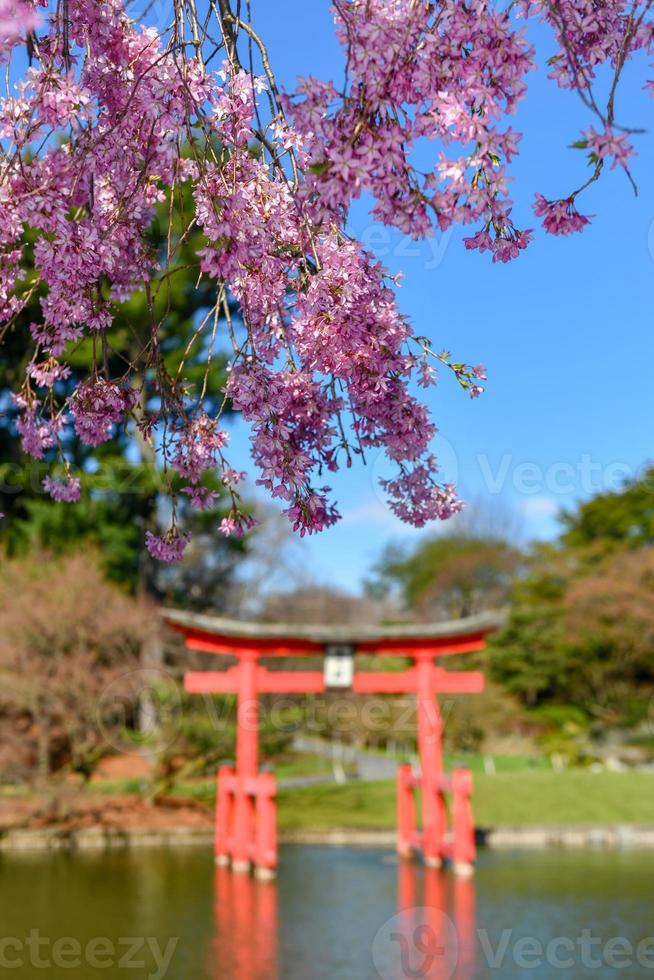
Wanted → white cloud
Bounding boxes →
[340,498,417,534]
[519,495,559,519]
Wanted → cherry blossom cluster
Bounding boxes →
[523,0,652,224]
[0,0,40,53]
[13,394,60,458]
[522,0,654,91]
[70,381,139,447]
[42,475,81,502]
[533,195,592,236]
[287,0,651,250]
[0,0,651,560]
[285,0,535,261]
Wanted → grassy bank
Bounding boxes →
[278,770,654,830]
[3,768,652,832]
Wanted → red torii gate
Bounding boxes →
[165,610,501,879]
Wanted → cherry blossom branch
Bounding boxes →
[0,0,652,559]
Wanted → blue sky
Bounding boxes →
[217,2,654,591]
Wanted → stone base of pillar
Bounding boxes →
[255,865,276,882]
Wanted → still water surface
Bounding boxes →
[0,845,652,979]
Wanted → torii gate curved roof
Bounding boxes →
[163,608,505,656]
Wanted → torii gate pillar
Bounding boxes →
[417,654,446,867]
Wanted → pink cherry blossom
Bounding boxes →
[145,531,191,563]
[219,513,257,538]
[533,195,593,236]
[28,360,71,387]
[0,0,39,42]
[181,486,220,512]
[171,415,229,483]
[43,476,81,502]
[14,397,60,459]
[70,380,138,447]
[584,126,635,171]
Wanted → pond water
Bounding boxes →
[1,845,653,979]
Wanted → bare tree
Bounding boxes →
[0,552,150,785]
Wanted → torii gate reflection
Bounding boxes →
[209,861,477,980]
[210,866,278,980]
[166,609,501,878]
[395,864,477,980]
